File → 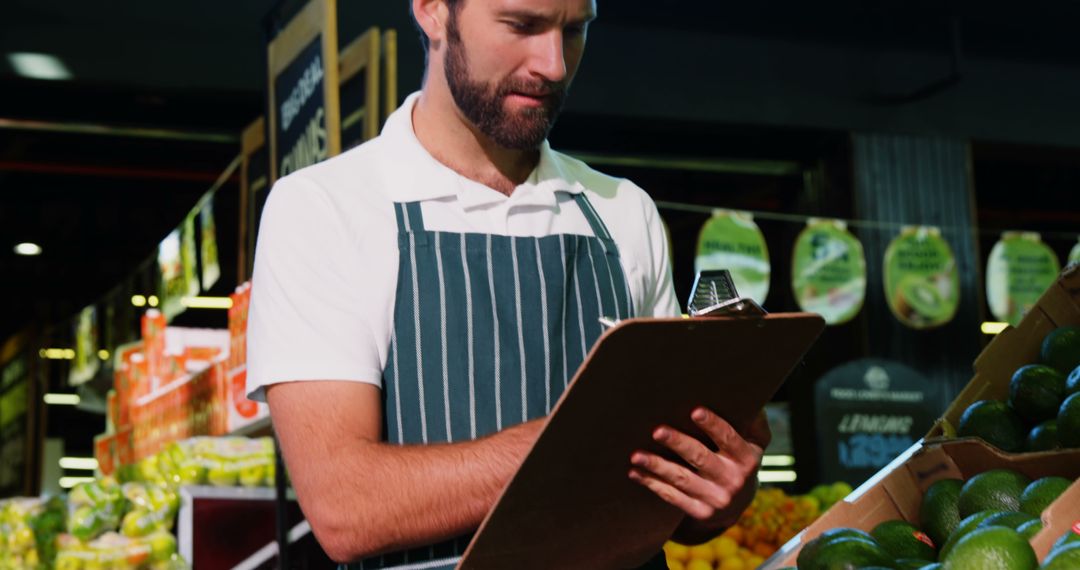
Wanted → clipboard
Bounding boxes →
[457,312,826,569]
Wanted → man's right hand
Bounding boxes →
[267,381,543,563]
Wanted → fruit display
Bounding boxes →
[786,468,1076,569]
[957,326,1080,452]
[133,436,274,489]
[664,485,832,569]
[0,496,66,569]
[57,476,186,569]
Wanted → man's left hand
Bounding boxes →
[628,407,771,543]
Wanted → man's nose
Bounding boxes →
[529,30,568,84]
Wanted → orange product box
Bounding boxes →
[227,365,270,433]
[94,434,116,477]
[763,438,1080,568]
[142,309,167,390]
[928,265,1080,439]
[115,427,134,468]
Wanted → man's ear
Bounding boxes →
[413,0,451,49]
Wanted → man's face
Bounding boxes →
[442,0,596,150]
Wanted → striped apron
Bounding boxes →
[346,193,666,569]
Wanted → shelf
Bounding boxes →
[229,416,273,438]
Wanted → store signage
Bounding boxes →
[267,0,341,183]
[70,305,100,386]
[791,219,866,325]
[1,350,31,496]
[986,232,1061,326]
[814,358,941,486]
[200,197,221,291]
[694,210,771,305]
[158,216,200,321]
[883,226,959,329]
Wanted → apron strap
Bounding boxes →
[394,201,428,234]
[572,193,613,242]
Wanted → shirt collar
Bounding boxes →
[381,91,585,209]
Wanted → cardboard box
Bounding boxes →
[928,265,1080,439]
[762,439,1080,568]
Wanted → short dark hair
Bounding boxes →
[412,0,464,53]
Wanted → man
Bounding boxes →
[247,0,769,568]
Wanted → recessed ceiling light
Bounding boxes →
[7,52,72,80]
[14,242,42,256]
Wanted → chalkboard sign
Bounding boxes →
[813,358,943,486]
[267,0,340,183]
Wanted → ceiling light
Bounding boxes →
[13,242,42,256]
[59,457,99,471]
[181,296,233,309]
[8,52,72,80]
[761,454,795,467]
[148,295,159,307]
[98,349,110,360]
[39,348,75,360]
[43,393,80,405]
[59,476,95,489]
[131,295,147,307]
[981,322,1008,335]
[758,470,797,483]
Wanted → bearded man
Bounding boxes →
[247,1,769,568]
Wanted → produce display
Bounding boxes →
[0,496,65,569]
[133,436,275,489]
[957,326,1080,452]
[663,484,844,569]
[786,468,1076,570]
[1,435,273,569]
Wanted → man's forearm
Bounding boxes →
[286,419,543,562]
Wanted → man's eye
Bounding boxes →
[564,24,586,38]
[504,20,538,33]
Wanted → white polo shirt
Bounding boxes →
[246,92,679,401]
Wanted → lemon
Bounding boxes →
[668,561,687,570]
[688,543,716,564]
[719,557,746,570]
[664,541,691,563]
[713,536,739,559]
[686,560,714,570]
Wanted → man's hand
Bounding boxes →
[628,408,771,544]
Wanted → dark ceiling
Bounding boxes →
[2,0,1080,345]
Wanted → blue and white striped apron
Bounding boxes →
[345,193,667,569]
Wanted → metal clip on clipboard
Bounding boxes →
[687,269,767,318]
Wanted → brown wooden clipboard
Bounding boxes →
[456,313,825,570]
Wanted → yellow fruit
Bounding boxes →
[719,557,746,570]
[686,560,713,570]
[668,561,687,570]
[688,543,716,564]
[747,555,765,568]
[664,541,691,563]
[713,536,739,559]
[737,547,753,559]
[723,525,745,544]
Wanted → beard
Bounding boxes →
[443,20,567,150]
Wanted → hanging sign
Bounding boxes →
[200,198,221,291]
[1069,237,1080,266]
[182,213,199,298]
[986,232,1060,326]
[694,210,771,305]
[883,226,960,329]
[70,305,100,385]
[267,0,341,183]
[158,230,184,320]
[791,219,867,325]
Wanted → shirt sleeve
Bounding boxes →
[640,196,682,318]
[246,175,384,402]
